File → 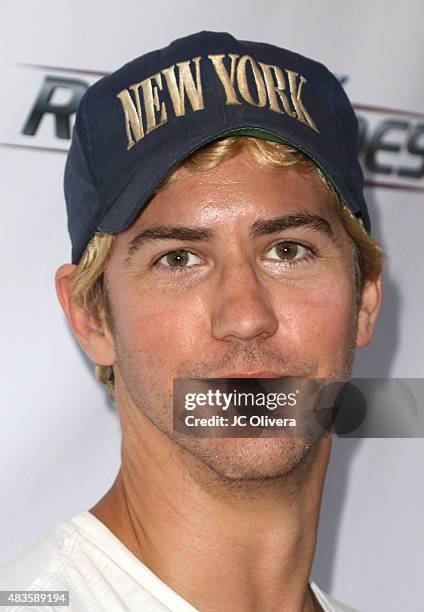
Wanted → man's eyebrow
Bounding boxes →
[123,225,216,266]
[250,213,339,243]
[123,213,340,266]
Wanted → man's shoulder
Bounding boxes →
[0,512,194,612]
[0,516,80,592]
[311,581,363,612]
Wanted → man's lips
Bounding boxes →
[215,371,288,378]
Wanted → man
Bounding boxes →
[0,31,383,611]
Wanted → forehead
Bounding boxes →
[119,148,341,238]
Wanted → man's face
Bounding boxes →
[103,149,359,480]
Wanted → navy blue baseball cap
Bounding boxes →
[65,30,371,264]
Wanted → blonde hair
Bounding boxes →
[68,137,385,401]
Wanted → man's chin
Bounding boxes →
[177,436,319,482]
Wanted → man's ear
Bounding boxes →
[356,274,383,348]
[55,264,116,366]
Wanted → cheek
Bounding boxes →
[112,290,206,372]
[273,277,357,361]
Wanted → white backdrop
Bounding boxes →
[1,1,423,611]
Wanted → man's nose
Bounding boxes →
[210,259,279,342]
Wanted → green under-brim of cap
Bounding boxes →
[218,127,290,146]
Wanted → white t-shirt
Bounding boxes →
[0,511,361,612]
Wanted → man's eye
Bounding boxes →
[265,241,312,264]
[156,249,201,270]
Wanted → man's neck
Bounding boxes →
[91,413,331,612]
